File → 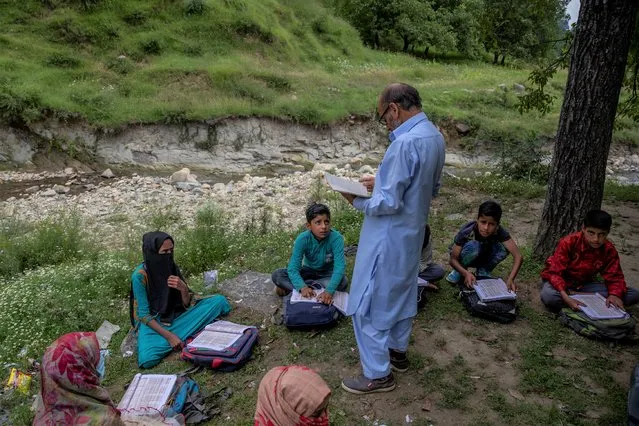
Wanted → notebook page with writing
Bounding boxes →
[474,278,516,302]
[570,293,627,320]
[118,374,177,412]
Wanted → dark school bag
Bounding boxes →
[283,283,342,330]
[459,288,517,324]
[629,364,639,426]
[558,308,637,341]
[181,327,259,371]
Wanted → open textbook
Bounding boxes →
[570,293,628,320]
[324,173,370,198]
[474,278,516,302]
[117,374,177,414]
[290,288,349,315]
[186,320,253,351]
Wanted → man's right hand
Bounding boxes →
[359,175,375,192]
[463,271,476,288]
[166,333,184,351]
[300,286,315,298]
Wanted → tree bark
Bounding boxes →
[533,0,639,259]
[493,52,499,64]
[403,35,410,52]
[424,46,430,58]
[500,54,505,66]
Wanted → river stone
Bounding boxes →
[101,168,115,179]
[64,167,75,175]
[358,165,374,174]
[41,189,57,197]
[25,185,40,193]
[170,168,191,184]
[217,271,280,315]
[312,163,335,172]
[213,183,226,192]
[445,213,465,221]
[52,184,70,194]
[513,83,525,93]
[175,182,195,191]
[455,123,471,136]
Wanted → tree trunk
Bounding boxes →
[500,54,506,66]
[493,52,499,64]
[533,0,639,259]
[403,35,409,52]
[424,46,430,58]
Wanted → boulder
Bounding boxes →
[170,168,191,184]
[52,184,70,194]
[25,185,40,193]
[513,83,525,93]
[41,189,57,197]
[101,168,115,179]
[455,123,471,136]
[217,271,280,315]
[358,165,374,174]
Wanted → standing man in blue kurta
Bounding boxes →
[340,83,445,394]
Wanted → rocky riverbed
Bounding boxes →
[0,162,379,243]
[1,147,638,246]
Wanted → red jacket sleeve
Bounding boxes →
[541,237,571,292]
[601,245,627,298]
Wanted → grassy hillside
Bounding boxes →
[1,0,638,145]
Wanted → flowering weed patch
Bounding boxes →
[0,255,131,364]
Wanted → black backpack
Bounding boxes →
[459,288,517,324]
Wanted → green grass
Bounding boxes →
[4,0,639,146]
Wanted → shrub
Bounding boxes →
[106,56,134,75]
[177,204,232,276]
[497,136,550,184]
[0,86,42,125]
[0,215,94,277]
[185,0,206,16]
[45,53,81,68]
[140,39,161,55]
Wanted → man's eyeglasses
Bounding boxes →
[377,103,392,124]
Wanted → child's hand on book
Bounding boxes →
[317,292,333,305]
[300,286,315,298]
[166,333,184,351]
[463,272,476,288]
[606,294,625,310]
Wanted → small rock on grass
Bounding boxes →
[421,398,433,412]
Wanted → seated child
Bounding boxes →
[254,366,331,425]
[272,203,347,305]
[447,200,523,290]
[540,209,639,312]
[131,231,231,368]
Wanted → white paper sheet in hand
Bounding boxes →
[570,293,627,320]
[474,278,516,302]
[324,173,370,198]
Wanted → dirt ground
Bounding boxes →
[142,187,639,426]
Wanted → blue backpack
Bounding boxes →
[283,283,342,330]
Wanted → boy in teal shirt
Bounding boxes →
[272,203,348,305]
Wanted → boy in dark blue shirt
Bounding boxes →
[272,203,347,305]
[447,200,523,291]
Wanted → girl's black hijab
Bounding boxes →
[142,231,186,323]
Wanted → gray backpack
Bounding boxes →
[558,308,637,341]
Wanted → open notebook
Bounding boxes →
[474,278,516,302]
[186,320,253,351]
[290,288,349,315]
[118,374,177,414]
[570,293,628,320]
